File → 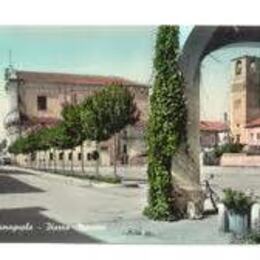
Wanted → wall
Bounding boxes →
[220,153,260,166]
[127,125,146,165]
[15,140,110,168]
[17,82,149,122]
[200,131,218,148]
[246,126,260,146]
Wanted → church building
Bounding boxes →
[4,69,149,169]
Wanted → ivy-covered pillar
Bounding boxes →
[144,26,189,221]
[144,25,204,221]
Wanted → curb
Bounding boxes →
[2,165,122,188]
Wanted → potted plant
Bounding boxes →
[222,188,254,234]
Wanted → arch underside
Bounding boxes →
[173,26,260,206]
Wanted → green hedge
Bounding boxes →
[214,143,244,158]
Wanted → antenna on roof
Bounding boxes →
[5,49,16,81]
[8,49,13,68]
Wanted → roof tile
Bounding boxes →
[16,70,143,87]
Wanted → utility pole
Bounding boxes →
[9,49,12,67]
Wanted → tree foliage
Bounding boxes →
[8,136,28,154]
[144,26,187,221]
[81,84,138,141]
[61,104,85,147]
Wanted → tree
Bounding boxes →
[144,26,187,221]
[24,132,40,167]
[61,104,86,173]
[40,123,73,173]
[8,85,138,178]
[8,136,27,155]
[81,84,138,177]
[37,126,57,171]
[8,132,39,167]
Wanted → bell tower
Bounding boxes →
[230,56,260,143]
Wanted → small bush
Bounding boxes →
[214,143,244,158]
[222,188,254,215]
[245,232,260,243]
[233,231,260,244]
[202,143,244,166]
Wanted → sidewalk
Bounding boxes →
[3,165,121,188]
[74,215,232,244]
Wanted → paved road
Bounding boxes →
[0,166,234,244]
[0,167,143,242]
[202,166,260,198]
[2,165,259,244]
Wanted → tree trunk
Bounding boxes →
[39,151,41,169]
[62,149,65,174]
[95,142,100,177]
[70,148,74,174]
[47,149,51,170]
[81,142,85,175]
[30,153,32,168]
[54,148,57,173]
[44,150,47,171]
[48,150,51,171]
[113,133,118,178]
[41,151,44,170]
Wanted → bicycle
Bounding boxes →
[201,174,221,212]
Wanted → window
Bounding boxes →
[49,153,53,161]
[59,152,64,160]
[257,133,260,140]
[92,151,99,161]
[236,134,240,143]
[250,133,254,140]
[78,153,82,161]
[37,96,47,111]
[235,60,242,75]
[68,152,73,161]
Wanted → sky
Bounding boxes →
[0,26,260,139]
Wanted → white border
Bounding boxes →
[1,244,260,260]
[0,0,259,25]
[1,0,260,259]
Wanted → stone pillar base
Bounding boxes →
[172,186,204,219]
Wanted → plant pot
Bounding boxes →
[228,212,249,234]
